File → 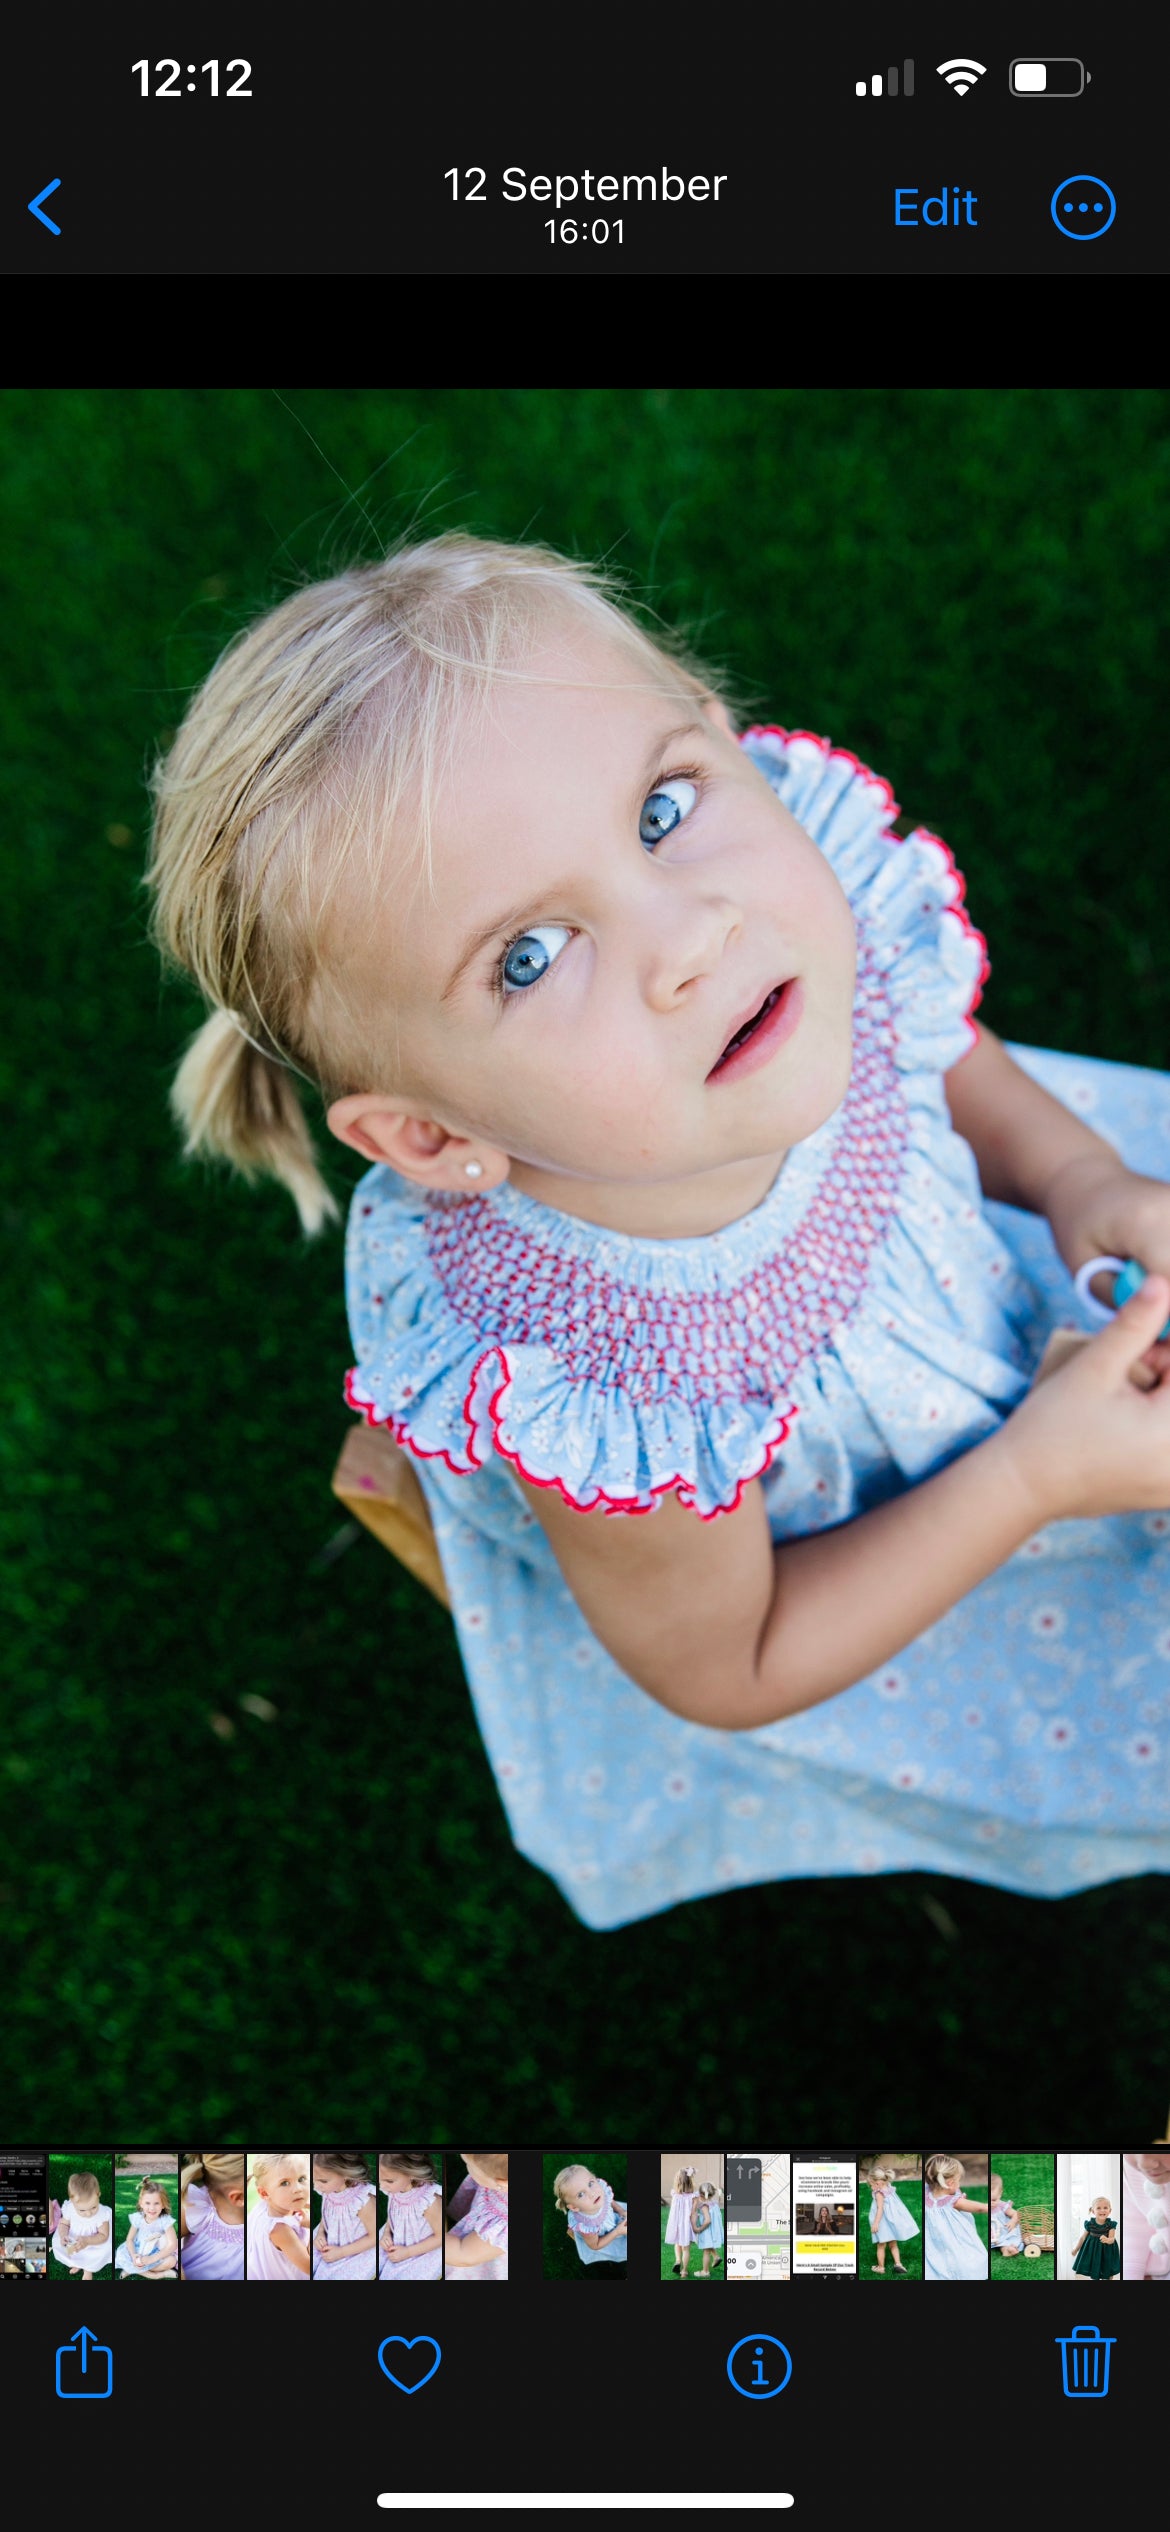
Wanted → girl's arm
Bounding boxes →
[444,2229,504,2267]
[1102,2226,1117,2243]
[1072,2232,1086,2256]
[942,1023,1122,1216]
[954,2195,987,2216]
[269,2222,311,2276]
[320,2208,378,2260]
[512,1278,1170,1729]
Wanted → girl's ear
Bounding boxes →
[326,1097,509,1194]
[698,689,739,740]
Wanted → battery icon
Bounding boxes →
[1009,58,1088,95]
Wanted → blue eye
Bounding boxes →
[500,921,573,994]
[639,775,698,848]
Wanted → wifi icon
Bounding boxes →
[936,57,987,94]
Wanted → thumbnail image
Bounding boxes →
[858,2154,921,2279]
[0,2150,47,2279]
[660,2155,724,2280]
[988,2151,1054,2277]
[924,2151,989,2280]
[311,2150,378,2279]
[246,2152,310,2279]
[114,2151,179,2280]
[179,2151,245,2280]
[49,2152,114,2281]
[445,2151,509,2280]
[1123,2148,1170,2280]
[376,2149,442,2280]
[1,2240,45,2278]
[725,2151,790,2280]
[1057,2153,1121,2281]
[543,2152,626,2278]
[793,2158,856,2273]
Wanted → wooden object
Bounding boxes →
[331,1422,450,1609]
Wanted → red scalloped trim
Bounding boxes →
[904,826,990,1052]
[743,723,901,823]
[346,1355,799,1521]
[342,1364,476,1480]
[742,724,989,1047]
[484,1355,799,1522]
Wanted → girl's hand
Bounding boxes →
[1044,1155,1170,1372]
[994,1277,1170,1521]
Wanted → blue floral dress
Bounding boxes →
[343,728,1170,1929]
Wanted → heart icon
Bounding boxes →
[376,2335,442,2394]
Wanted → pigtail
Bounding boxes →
[169,1007,341,1240]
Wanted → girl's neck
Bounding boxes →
[506,1146,790,1241]
[211,2189,244,2224]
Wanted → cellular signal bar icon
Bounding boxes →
[855,60,915,96]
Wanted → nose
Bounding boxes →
[639,875,742,1013]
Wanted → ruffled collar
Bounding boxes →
[344,729,987,1520]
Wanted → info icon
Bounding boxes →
[727,2334,793,2399]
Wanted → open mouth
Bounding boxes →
[708,981,791,1078]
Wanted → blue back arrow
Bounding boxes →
[29,179,61,234]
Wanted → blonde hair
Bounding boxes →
[462,2151,508,2182]
[181,2151,245,2212]
[378,2149,438,2189]
[137,2177,172,2216]
[698,2180,721,2203]
[248,2152,308,2195]
[868,2165,891,2185]
[989,2172,1003,2197]
[554,2164,595,2215]
[67,2171,100,2208]
[142,532,732,1237]
[925,2155,964,2190]
[314,2150,372,2190]
[672,2167,696,2196]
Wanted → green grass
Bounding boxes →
[48,2154,114,2278]
[859,2177,923,2280]
[114,2162,179,2277]
[4,389,1170,2135]
[542,2152,627,2278]
[989,2152,1055,2280]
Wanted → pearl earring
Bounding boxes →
[463,1161,483,1179]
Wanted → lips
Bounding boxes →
[707,977,798,1080]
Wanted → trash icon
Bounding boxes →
[1055,2324,1115,2398]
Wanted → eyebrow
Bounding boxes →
[439,716,706,1003]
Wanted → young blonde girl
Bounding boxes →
[989,2172,1025,2257]
[377,2150,442,2281]
[924,2155,989,2281]
[866,2164,917,2275]
[114,2178,177,2279]
[307,2150,378,2280]
[180,2151,246,2281]
[51,2172,112,2280]
[554,2165,628,2269]
[145,533,1170,1931]
[692,2179,724,2277]
[246,2153,310,2280]
[664,2166,697,2277]
[445,2151,508,2280]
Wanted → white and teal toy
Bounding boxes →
[1074,1254,1170,1342]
